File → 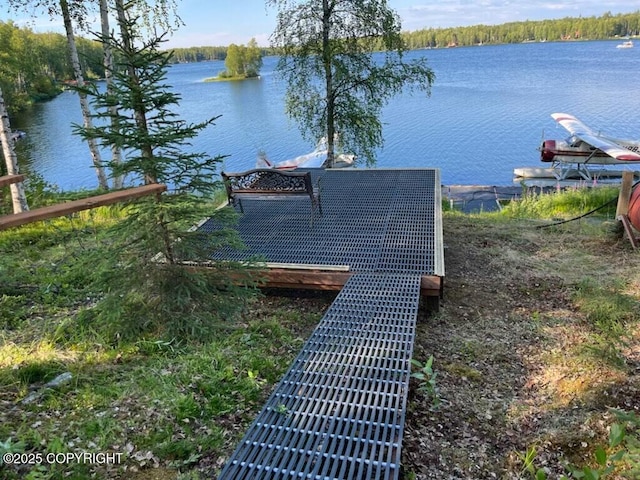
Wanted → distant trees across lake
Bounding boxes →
[403,10,640,48]
[167,10,640,60]
[0,21,104,114]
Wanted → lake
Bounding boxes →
[11,40,640,190]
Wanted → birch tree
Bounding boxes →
[0,86,29,213]
[8,0,109,189]
[99,0,123,189]
[268,0,435,167]
[59,0,108,189]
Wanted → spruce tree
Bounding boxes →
[75,6,255,339]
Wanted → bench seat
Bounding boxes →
[222,168,322,224]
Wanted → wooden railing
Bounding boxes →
[0,183,167,230]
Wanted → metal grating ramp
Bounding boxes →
[218,273,422,480]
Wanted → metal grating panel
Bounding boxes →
[199,169,442,275]
[218,273,422,480]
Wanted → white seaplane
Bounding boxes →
[539,113,640,180]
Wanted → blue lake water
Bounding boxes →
[12,40,640,190]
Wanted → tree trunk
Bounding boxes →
[100,0,123,189]
[322,0,335,169]
[115,0,157,185]
[60,0,109,190]
[0,87,29,213]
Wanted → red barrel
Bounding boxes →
[629,184,640,231]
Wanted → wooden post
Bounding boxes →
[0,86,29,213]
[616,171,634,218]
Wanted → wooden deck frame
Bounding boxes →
[188,260,442,309]
[0,174,25,188]
[260,268,442,296]
[0,183,167,230]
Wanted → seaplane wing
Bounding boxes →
[551,112,640,161]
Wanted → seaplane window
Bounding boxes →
[568,136,581,147]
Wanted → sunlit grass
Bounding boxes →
[0,340,79,371]
[500,185,619,219]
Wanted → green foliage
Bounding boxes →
[269,0,435,167]
[560,426,627,479]
[0,437,26,457]
[410,355,440,410]
[72,5,256,340]
[518,445,548,479]
[500,185,619,219]
[0,21,101,114]
[519,410,640,479]
[220,38,263,78]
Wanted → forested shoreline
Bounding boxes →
[0,21,105,113]
[403,10,640,48]
[1,10,638,115]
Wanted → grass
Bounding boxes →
[2,183,639,479]
[500,184,620,219]
[0,295,324,478]
[0,196,329,479]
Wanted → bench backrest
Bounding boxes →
[222,169,313,197]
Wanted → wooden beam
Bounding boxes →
[262,262,350,272]
[420,275,442,297]
[0,174,25,188]
[616,171,635,217]
[261,269,442,296]
[189,261,443,300]
[0,183,167,230]
[261,269,352,291]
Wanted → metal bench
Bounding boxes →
[222,168,322,224]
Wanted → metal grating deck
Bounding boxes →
[199,169,444,276]
[218,273,422,480]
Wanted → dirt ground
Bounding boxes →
[402,214,640,479]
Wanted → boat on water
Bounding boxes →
[616,40,634,49]
[11,130,26,141]
[256,137,355,170]
[2,130,26,144]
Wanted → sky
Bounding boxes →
[0,0,637,49]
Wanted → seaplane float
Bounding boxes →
[256,136,355,170]
[515,113,640,182]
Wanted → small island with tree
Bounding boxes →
[206,38,263,82]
